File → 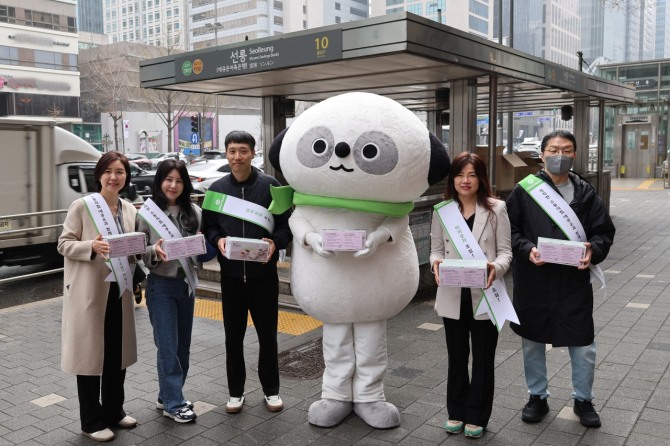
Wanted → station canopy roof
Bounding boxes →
[140,13,635,113]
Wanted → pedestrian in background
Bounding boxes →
[506,130,615,427]
[136,159,202,423]
[58,151,139,442]
[430,152,512,439]
[202,130,292,414]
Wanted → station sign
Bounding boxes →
[175,29,343,83]
[545,62,588,94]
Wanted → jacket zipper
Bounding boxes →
[242,186,246,283]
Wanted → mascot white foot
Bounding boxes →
[269,92,450,429]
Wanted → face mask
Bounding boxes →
[544,154,574,176]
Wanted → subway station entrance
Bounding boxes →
[140,12,634,289]
[140,12,634,199]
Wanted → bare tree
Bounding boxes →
[604,0,656,12]
[79,45,132,152]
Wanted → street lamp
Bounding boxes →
[205,22,223,47]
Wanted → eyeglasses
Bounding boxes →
[544,145,575,156]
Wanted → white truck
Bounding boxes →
[0,118,104,267]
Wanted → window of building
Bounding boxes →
[335,16,341,23]
[0,5,16,23]
[274,1,283,11]
[387,7,403,13]
[386,0,403,5]
[0,46,19,66]
[274,16,283,25]
[469,0,488,18]
[407,4,422,14]
[351,7,367,17]
[468,15,488,34]
[335,2,341,10]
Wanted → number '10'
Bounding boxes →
[315,37,329,50]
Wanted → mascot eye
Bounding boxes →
[352,131,398,175]
[297,126,335,168]
[362,144,379,160]
[313,139,328,155]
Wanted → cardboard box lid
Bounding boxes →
[501,153,528,168]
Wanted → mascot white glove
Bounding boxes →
[354,228,392,259]
[305,232,335,258]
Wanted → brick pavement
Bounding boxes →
[0,178,668,445]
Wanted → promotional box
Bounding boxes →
[163,234,207,261]
[537,237,586,267]
[224,237,270,262]
[104,232,146,258]
[321,229,367,251]
[438,259,488,288]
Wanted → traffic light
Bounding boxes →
[190,114,199,133]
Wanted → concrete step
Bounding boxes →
[196,259,295,309]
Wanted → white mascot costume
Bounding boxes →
[269,92,450,429]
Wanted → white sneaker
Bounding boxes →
[82,428,114,442]
[226,394,245,414]
[264,395,284,412]
[117,415,137,428]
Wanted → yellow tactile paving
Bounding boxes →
[136,294,322,336]
[637,179,657,189]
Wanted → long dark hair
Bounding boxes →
[445,152,497,215]
[152,159,198,233]
[94,151,131,193]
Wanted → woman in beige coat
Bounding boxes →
[430,152,512,439]
[58,151,139,442]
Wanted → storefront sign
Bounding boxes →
[623,114,651,124]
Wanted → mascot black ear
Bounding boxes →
[268,128,289,173]
[428,132,451,185]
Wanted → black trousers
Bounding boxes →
[77,283,127,433]
[443,289,499,427]
[221,275,280,398]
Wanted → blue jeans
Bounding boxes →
[146,274,194,414]
[522,337,596,402]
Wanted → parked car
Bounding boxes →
[151,152,188,169]
[189,159,231,190]
[129,163,157,194]
[252,150,264,171]
[191,150,225,165]
[515,139,542,159]
[125,153,153,170]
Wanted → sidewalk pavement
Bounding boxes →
[0,178,668,445]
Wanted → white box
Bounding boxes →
[438,259,488,288]
[224,237,270,262]
[163,234,207,261]
[104,232,146,258]
[321,229,367,251]
[536,237,586,267]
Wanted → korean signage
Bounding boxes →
[175,29,343,83]
[545,63,588,94]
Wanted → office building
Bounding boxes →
[0,0,80,119]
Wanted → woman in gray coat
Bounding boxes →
[58,151,139,442]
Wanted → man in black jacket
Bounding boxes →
[506,130,615,428]
[202,131,292,414]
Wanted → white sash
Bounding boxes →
[202,190,275,233]
[518,174,606,293]
[435,200,519,332]
[82,193,134,298]
[137,198,199,292]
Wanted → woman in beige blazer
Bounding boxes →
[430,152,512,439]
[58,151,139,442]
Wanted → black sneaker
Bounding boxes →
[522,395,549,423]
[573,399,601,427]
[163,407,197,423]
